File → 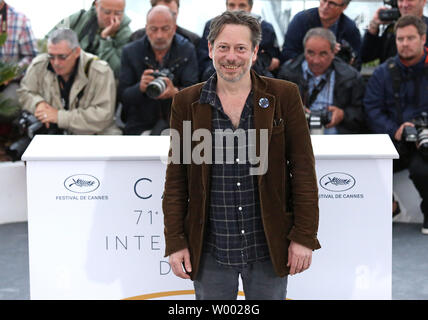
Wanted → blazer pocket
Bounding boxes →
[272,122,285,135]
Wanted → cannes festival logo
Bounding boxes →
[64,174,100,193]
[319,172,356,192]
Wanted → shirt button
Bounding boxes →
[236,158,239,163]
[241,230,245,234]
[237,182,241,187]
[238,206,242,211]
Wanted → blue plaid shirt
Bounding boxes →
[200,74,270,269]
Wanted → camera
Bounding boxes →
[379,0,400,22]
[336,39,356,66]
[6,110,63,161]
[146,69,175,99]
[305,108,332,130]
[403,112,428,159]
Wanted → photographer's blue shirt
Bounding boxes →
[302,60,337,134]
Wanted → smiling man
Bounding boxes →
[278,27,366,134]
[197,0,280,80]
[280,0,361,68]
[17,28,120,135]
[163,10,320,300]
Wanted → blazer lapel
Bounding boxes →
[251,71,276,182]
[191,100,212,191]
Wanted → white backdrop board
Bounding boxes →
[23,134,398,300]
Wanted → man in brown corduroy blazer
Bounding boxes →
[162,10,320,300]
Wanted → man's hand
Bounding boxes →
[34,101,58,129]
[287,241,312,275]
[325,105,344,129]
[169,248,192,279]
[156,77,179,100]
[368,7,389,35]
[101,16,121,39]
[139,69,156,93]
[395,122,415,141]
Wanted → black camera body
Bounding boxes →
[306,109,332,130]
[146,69,175,99]
[379,8,400,22]
[403,112,428,159]
[379,0,400,22]
[336,39,356,65]
[6,110,62,161]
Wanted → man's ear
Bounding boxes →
[208,41,213,60]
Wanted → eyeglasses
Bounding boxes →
[99,6,124,17]
[320,0,345,8]
[47,49,75,61]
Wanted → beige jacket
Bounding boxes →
[17,50,121,135]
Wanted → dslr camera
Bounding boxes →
[305,108,332,130]
[6,110,63,161]
[379,0,400,22]
[402,112,428,159]
[146,68,175,99]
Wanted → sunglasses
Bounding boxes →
[47,49,75,61]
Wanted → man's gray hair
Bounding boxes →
[303,27,336,52]
[48,28,80,49]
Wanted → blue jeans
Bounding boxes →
[194,253,288,300]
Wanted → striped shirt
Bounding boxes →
[200,74,270,269]
[0,4,37,69]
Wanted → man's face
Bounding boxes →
[304,36,335,76]
[398,0,427,17]
[146,8,176,51]
[396,25,426,62]
[95,0,125,29]
[318,0,347,23]
[226,0,252,12]
[208,24,258,83]
[47,40,81,79]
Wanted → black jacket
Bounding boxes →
[118,34,199,135]
[278,54,367,134]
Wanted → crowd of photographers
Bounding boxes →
[0,0,427,233]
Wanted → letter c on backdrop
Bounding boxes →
[134,178,153,199]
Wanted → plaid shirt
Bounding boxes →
[0,4,37,68]
[200,74,270,269]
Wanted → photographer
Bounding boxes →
[47,0,132,79]
[17,28,120,136]
[361,0,428,63]
[364,15,428,234]
[278,28,367,134]
[280,0,361,70]
[118,5,198,135]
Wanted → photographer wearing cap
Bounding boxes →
[117,5,198,135]
[361,0,428,63]
[364,15,428,234]
[278,28,367,135]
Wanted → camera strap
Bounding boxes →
[386,52,428,125]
